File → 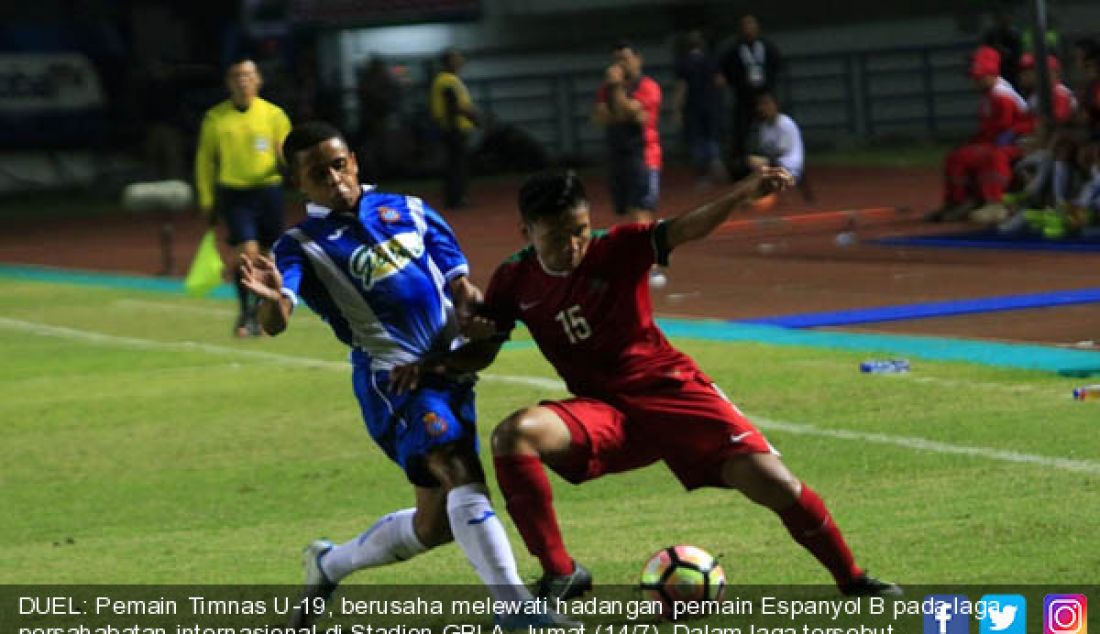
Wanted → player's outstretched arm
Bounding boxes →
[240,254,292,336]
[388,331,505,394]
[664,166,794,250]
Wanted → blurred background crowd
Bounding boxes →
[0,0,1097,232]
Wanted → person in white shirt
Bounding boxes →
[748,92,804,182]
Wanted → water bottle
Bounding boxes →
[860,359,910,374]
[1073,385,1100,400]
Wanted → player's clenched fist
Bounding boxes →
[604,64,625,85]
[753,166,795,197]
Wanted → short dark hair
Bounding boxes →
[283,121,345,173]
[518,170,587,225]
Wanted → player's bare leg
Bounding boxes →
[720,452,900,595]
[491,406,594,599]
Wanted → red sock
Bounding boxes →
[777,485,863,588]
[493,454,574,576]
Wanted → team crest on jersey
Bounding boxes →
[348,231,425,289]
[422,412,448,437]
[378,206,401,223]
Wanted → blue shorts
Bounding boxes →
[216,185,284,248]
[609,156,659,215]
[352,365,479,488]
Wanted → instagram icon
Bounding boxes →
[1045,595,1088,634]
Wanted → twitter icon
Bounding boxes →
[980,595,1026,634]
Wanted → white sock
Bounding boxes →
[447,483,533,603]
[320,508,426,582]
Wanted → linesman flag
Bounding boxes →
[184,229,224,297]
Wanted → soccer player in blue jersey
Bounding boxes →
[239,122,565,629]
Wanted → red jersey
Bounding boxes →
[975,77,1028,144]
[596,76,663,169]
[483,223,696,398]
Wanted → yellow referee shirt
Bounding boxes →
[194,97,292,210]
[430,72,475,132]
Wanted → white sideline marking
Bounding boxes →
[89,303,1059,395]
[752,418,1100,476]
[881,373,1047,394]
[0,316,346,370]
[3,316,1097,475]
[112,299,327,330]
[0,316,563,388]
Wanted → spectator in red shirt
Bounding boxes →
[593,40,662,224]
[594,40,666,288]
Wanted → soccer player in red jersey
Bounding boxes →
[392,167,901,600]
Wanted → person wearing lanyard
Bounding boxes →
[719,15,783,179]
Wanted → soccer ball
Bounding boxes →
[639,545,726,619]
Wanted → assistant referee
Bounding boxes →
[195,57,291,337]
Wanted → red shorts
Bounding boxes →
[541,372,775,490]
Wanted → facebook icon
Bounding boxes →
[924,595,971,634]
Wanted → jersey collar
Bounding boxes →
[536,253,572,277]
[305,184,376,218]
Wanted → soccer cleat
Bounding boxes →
[841,573,903,597]
[534,560,593,601]
[493,605,583,630]
[287,539,337,628]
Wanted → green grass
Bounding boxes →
[2,278,1098,590]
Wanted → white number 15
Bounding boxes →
[554,305,591,344]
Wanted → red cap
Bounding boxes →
[969,45,1001,78]
[1019,53,1061,72]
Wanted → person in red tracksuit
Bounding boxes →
[930,46,1029,223]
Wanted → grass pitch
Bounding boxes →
[1,279,1097,587]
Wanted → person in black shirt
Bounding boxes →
[673,31,727,185]
[719,15,783,180]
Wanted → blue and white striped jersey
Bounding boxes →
[273,186,469,371]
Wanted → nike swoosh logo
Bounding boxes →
[328,227,347,241]
[730,432,754,443]
[519,300,541,311]
[467,510,496,525]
